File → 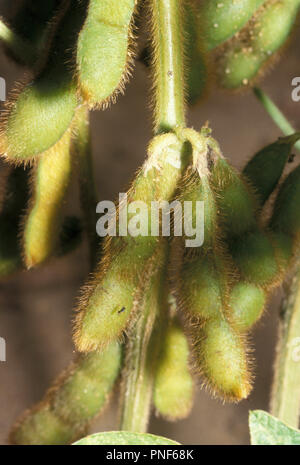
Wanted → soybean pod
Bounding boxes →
[74,133,189,352]
[23,128,72,268]
[0,0,87,162]
[175,142,251,401]
[197,0,264,51]
[76,0,137,108]
[10,342,121,445]
[210,148,280,288]
[217,0,300,89]
[154,319,194,420]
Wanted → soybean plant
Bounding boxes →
[0,0,299,446]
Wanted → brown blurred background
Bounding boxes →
[0,0,299,445]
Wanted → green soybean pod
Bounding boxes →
[0,166,29,276]
[23,129,72,269]
[74,134,189,352]
[194,317,251,401]
[211,154,258,237]
[76,0,137,108]
[270,164,300,238]
[175,155,232,320]
[10,342,121,445]
[0,0,87,162]
[243,133,300,207]
[229,229,280,288]
[154,320,194,420]
[197,0,264,51]
[217,0,300,89]
[229,282,266,332]
[179,252,231,320]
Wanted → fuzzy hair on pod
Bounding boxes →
[229,282,266,332]
[154,319,194,420]
[0,0,88,163]
[10,342,121,445]
[76,0,138,109]
[210,149,281,289]
[173,144,252,402]
[210,154,258,237]
[22,127,72,269]
[192,317,252,401]
[216,0,300,89]
[73,133,190,353]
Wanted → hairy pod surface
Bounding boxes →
[23,129,72,268]
[0,166,29,276]
[77,0,137,108]
[229,229,280,288]
[270,164,300,238]
[211,155,258,237]
[74,134,190,352]
[174,152,252,400]
[217,0,300,89]
[154,320,194,420]
[174,157,231,319]
[0,0,87,162]
[229,282,266,331]
[194,317,251,401]
[197,0,264,51]
[10,342,121,445]
[243,134,300,207]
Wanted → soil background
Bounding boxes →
[0,0,299,445]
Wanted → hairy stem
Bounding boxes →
[270,260,300,428]
[119,0,186,433]
[0,17,36,66]
[254,87,300,151]
[73,105,99,269]
[151,0,186,133]
[119,264,167,432]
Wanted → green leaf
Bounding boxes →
[249,410,300,445]
[73,431,180,446]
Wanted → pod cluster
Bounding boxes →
[0,0,138,271]
[73,127,300,405]
[3,0,300,446]
[138,0,300,103]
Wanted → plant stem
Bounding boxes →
[119,261,167,432]
[73,105,99,270]
[270,260,300,428]
[0,17,36,66]
[119,0,186,432]
[151,0,186,133]
[254,87,300,151]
